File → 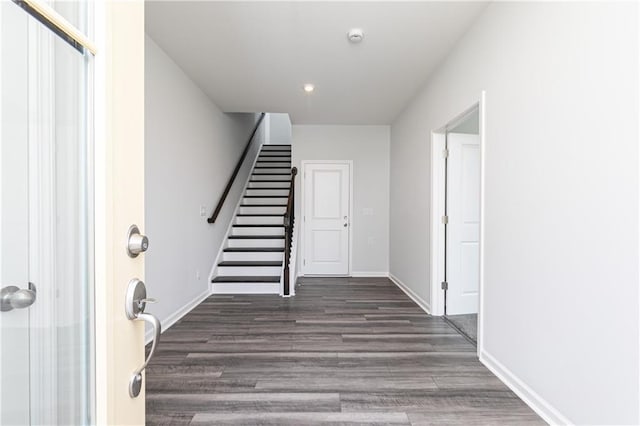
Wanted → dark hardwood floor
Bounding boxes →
[146,277,543,425]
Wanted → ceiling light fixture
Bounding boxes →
[303,83,315,93]
[347,28,364,43]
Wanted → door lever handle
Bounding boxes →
[125,278,161,398]
[129,312,160,398]
[1,282,37,312]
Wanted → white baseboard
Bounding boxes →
[145,289,211,344]
[388,273,431,314]
[480,349,569,425]
[351,271,389,277]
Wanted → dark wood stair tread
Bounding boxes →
[249,180,290,183]
[245,187,290,190]
[211,276,280,283]
[254,166,291,168]
[223,247,284,252]
[236,213,284,217]
[243,195,288,198]
[233,224,285,227]
[218,261,282,267]
[240,204,287,207]
[228,235,285,239]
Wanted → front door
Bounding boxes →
[0,1,148,424]
[446,133,481,315]
[302,162,351,275]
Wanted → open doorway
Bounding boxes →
[431,101,482,345]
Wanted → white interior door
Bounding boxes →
[303,163,350,275]
[446,133,480,315]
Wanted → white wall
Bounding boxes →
[145,35,263,330]
[390,2,639,424]
[267,113,292,145]
[292,125,390,276]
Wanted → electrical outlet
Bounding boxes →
[196,270,201,280]
[200,205,206,217]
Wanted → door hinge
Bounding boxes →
[303,259,306,266]
[441,215,448,225]
[441,281,448,290]
[442,149,449,159]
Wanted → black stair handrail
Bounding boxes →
[283,166,298,296]
[208,113,266,223]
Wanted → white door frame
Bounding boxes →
[300,160,353,277]
[430,92,486,353]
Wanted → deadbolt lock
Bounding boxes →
[126,225,149,258]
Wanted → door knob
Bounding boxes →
[126,224,149,258]
[343,223,348,227]
[1,282,37,312]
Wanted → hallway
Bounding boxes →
[145,278,542,425]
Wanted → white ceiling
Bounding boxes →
[145,1,488,125]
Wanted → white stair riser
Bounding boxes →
[232,227,284,236]
[258,153,291,158]
[251,175,290,181]
[253,169,292,175]
[261,147,291,151]
[255,162,291,168]
[245,189,289,196]
[243,197,288,205]
[239,205,286,214]
[228,238,284,248]
[212,282,280,294]
[235,216,284,225]
[257,156,291,161]
[217,266,282,276]
[248,181,290,188]
[223,251,283,261]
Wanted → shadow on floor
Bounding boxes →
[444,313,477,345]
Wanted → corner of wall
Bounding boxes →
[388,273,431,315]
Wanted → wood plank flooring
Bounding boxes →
[146,277,543,425]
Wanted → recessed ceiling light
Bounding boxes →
[303,83,315,93]
[347,28,364,43]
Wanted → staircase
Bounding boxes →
[211,144,292,294]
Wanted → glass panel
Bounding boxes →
[50,0,88,37]
[0,1,94,424]
[0,2,32,423]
